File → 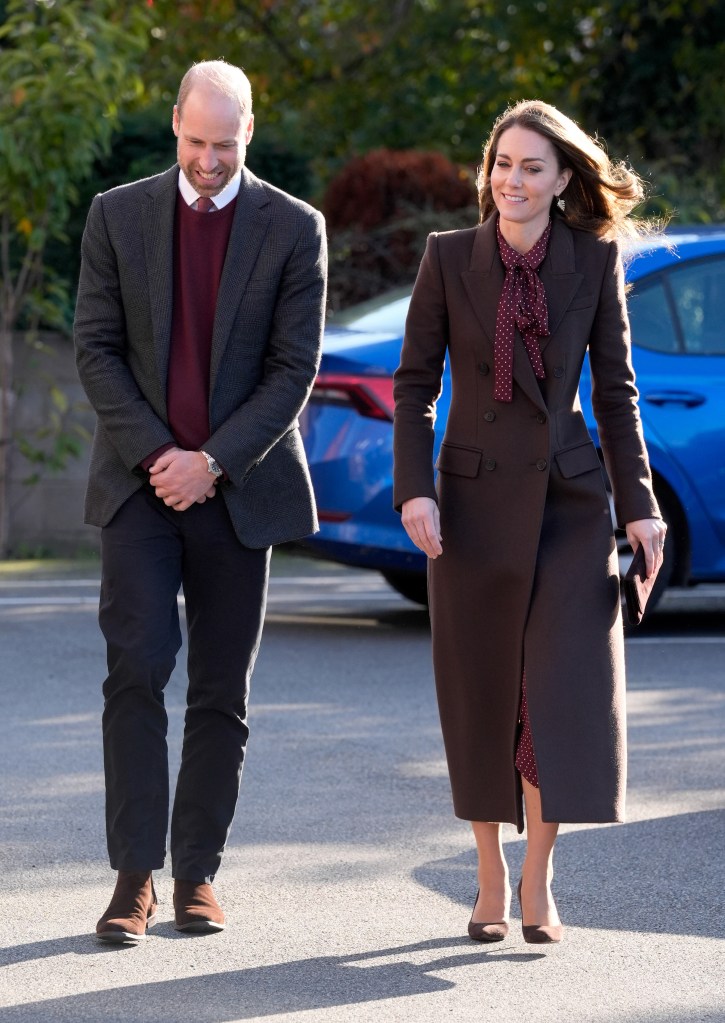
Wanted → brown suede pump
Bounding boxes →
[517,879,563,944]
[467,889,509,942]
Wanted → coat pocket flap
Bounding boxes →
[555,442,601,478]
[435,443,482,478]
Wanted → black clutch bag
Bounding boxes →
[622,545,658,626]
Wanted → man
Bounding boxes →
[74,60,327,942]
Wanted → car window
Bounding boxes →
[328,290,412,333]
[627,279,679,353]
[344,296,412,333]
[667,256,725,354]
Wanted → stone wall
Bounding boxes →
[8,332,99,555]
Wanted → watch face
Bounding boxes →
[202,452,222,476]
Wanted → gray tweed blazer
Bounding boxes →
[74,165,327,548]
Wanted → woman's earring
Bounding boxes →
[556,195,566,212]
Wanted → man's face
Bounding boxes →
[173,86,254,197]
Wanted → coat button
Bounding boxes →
[484,410,496,422]
[536,412,547,424]
[536,459,548,471]
[553,366,564,378]
[484,458,496,471]
[478,362,490,375]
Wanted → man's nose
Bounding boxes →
[198,146,218,171]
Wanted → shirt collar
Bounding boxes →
[177,168,242,210]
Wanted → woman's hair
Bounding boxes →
[477,99,648,241]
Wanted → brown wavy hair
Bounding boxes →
[477,100,648,241]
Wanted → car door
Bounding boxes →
[628,254,725,555]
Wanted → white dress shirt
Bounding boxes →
[177,169,242,210]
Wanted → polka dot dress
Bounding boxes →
[493,219,551,403]
[493,219,552,785]
[515,668,539,787]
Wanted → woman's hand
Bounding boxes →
[625,517,667,578]
[401,497,443,559]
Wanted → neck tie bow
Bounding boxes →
[493,220,551,403]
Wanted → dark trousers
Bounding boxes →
[99,485,270,882]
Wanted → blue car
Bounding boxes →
[300,229,725,609]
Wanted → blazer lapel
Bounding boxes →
[539,217,584,346]
[209,169,271,391]
[141,166,178,408]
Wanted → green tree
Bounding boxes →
[570,0,725,221]
[0,0,152,554]
[137,0,725,219]
[137,1,595,185]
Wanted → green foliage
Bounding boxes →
[132,0,724,222]
[47,106,177,304]
[0,0,153,552]
[10,0,725,318]
[136,1,595,178]
[0,0,153,333]
[570,0,725,223]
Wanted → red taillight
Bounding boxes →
[311,373,395,421]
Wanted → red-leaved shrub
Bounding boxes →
[323,148,476,230]
[323,149,478,310]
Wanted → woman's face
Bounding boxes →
[490,125,571,238]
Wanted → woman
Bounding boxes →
[393,100,666,945]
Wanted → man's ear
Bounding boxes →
[172,105,181,138]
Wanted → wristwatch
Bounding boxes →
[200,450,223,478]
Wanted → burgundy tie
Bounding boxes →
[196,196,214,213]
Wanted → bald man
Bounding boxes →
[75,60,327,942]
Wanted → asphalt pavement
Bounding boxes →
[0,552,723,1023]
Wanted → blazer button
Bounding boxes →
[484,410,496,422]
[478,362,490,375]
[484,458,496,471]
[536,412,547,424]
[536,458,548,471]
[553,366,565,378]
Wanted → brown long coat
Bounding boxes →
[393,216,659,830]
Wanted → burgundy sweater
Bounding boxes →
[142,195,236,470]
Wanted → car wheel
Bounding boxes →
[382,570,429,606]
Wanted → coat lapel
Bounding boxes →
[209,168,271,391]
[539,217,584,346]
[141,167,178,409]
[461,217,502,348]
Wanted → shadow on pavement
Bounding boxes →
[629,609,725,638]
[414,808,724,940]
[0,936,544,1021]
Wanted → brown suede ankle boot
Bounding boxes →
[96,870,158,943]
[173,880,225,933]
